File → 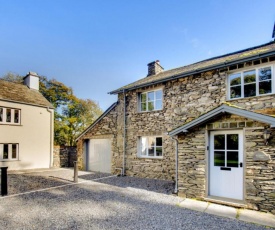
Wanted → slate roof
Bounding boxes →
[0,79,54,108]
[169,103,275,136]
[110,41,275,94]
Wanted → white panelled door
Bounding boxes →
[88,139,111,173]
[209,130,243,200]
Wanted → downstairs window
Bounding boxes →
[139,136,163,158]
[0,143,19,161]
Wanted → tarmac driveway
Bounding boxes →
[0,169,268,229]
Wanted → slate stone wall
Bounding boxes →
[76,102,125,172]
[53,146,77,168]
[177,114,275,214]
[245,127,275,214]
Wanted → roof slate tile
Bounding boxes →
[0,80,54,108]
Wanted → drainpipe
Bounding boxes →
[171,136,178,194]
[46,107,54,168]
[122,89,126,176]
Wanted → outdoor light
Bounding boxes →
[263,129,271,145]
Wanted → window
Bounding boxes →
[0,108,2,122]
[214,134,239,168]
[0,143,19,161]
[139,136,162,158]
[6,108,11,122]
[139,89,163,112]
[0,107,20,125]
[229,66,273,99]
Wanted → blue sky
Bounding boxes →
[0,0,275,110]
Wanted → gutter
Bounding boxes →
[171,136,178,194]
[122,89,126,175]
[0,98,54,109]
[46,107,54,168]
[109,50,275,95]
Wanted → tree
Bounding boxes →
[62,97,102,146]
[1,72,23,83]
[39,76,74,108]
[1,72,102,146]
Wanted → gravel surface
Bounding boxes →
[0,169,268,229]
[7,168,112,195]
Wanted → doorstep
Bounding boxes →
[204,196,247,208]
[179,198,275,228]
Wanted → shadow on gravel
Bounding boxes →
[7,174,70,195]
[79,174,175,195]
[0,182,266,230]
[78,172,112,180]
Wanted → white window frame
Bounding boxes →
[138,136,163,158]
[0,107,21,125]
[0,143,19,161]
[227,64,274,100]
[139,89,163,112]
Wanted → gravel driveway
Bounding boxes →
[0,169,268,229]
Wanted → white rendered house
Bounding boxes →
[0,72,54,170]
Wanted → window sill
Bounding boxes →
[138,156,163,159]
[138,109,163,113]
[0,123,22,126]
[227,92,275,101]
[0,159,20,162]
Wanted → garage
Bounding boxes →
[87,139,111,173]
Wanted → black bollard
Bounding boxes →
[74,161,78,183]
[1,167,8,196]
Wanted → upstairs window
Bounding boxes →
[0,143,19,161]
[139,89,163,112]
[139,136,163,158]
[229,66,273,99]
[0,107,21,125]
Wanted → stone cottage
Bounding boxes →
[77,41,275,213]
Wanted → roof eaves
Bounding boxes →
[75,102,118,141]
[109,47,275,95]
[0,98,54,109]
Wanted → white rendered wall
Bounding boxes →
[0,101,53,170]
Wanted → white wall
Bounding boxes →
[0,101,53,170]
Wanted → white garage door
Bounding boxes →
[88,139,111,173]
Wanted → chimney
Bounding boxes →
[147,60,164,76]
[23,72,39,90]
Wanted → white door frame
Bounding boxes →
[208,129,244,201]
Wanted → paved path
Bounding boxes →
[0,169,273,229]
[180,199,275,228]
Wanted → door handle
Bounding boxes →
[240,162,243,167]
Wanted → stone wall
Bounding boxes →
[177,114,275,214]
[78,68,275,179]
[122,69,275,181]
[76,102,124,172]
[245,127,275,214]
[53,146,77,168]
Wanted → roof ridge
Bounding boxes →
[109,41,275,94]
[189,41,275,66]
[0,78,24,86]
[148,41,275,77]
